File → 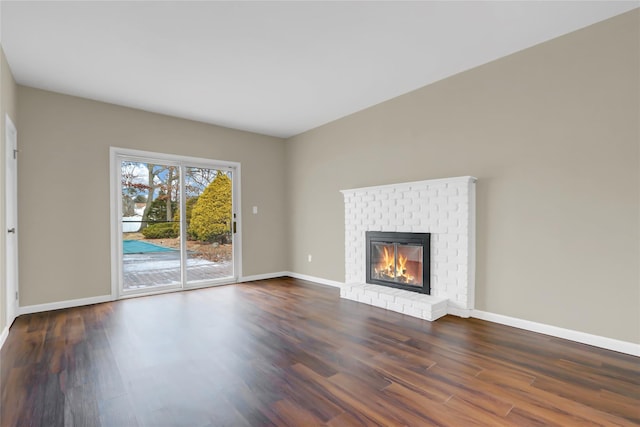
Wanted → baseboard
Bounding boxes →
[238,272,289,283]
[0,326,9,350]
[284,272,344,288]
[17,295,114,316]
[447,306,472,318]
[472,310,640,357]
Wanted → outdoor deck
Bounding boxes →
[123,251,232,290]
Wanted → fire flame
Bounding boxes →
[374,246,416,284]
[382,246,393,276]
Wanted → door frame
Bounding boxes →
[5,114,18,328]
[109,147,242,299]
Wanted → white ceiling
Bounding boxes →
[2,1,638,138]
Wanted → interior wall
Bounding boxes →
[17,87,287,306]
[0,46,17,333]
[285,10,639,343]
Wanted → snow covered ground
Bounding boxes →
[122,252,233,289]
[123,252,214,272]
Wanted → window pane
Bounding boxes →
[121,161,181,290]
[185,167,233,283]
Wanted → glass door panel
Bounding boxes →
[184,167,234,284]
[121,161,182,291]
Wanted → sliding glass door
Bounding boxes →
[184,167,234,284]
[112,149,239,297]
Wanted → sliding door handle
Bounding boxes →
[7,228,15,233]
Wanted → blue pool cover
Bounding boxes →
[123,240,176,254]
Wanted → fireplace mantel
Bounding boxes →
[340,176,476,321]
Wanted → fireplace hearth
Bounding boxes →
[366,231,430,294]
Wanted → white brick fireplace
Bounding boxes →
[340,176,477,321]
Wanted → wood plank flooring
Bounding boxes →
[1,278,638,426]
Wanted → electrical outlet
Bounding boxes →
[308,254,312,262]
[252,206,258,214]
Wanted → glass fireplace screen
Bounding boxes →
[366,231,430,294]
[370,242,424,287]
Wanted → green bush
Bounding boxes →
[189,173,232,242]
[141,222,178,239]
[147,197,177,223]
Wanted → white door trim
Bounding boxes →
[109,147,242,299]
[5,114,18,328]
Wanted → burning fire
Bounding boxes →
[374,246,416,284]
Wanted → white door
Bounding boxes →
[5,115,18,326]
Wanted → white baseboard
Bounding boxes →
[238,272,289,283]
[284,272,344,288]
[17,295,114,316]
[447,306,472,318]
[0,326,9,350]
[10,275,638,357]
[472,310,640,357]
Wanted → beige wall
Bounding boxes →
[285,11,640,343]
[1,46,18,333]
[17,87,287,306]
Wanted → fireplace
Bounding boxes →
[342,177,476,320]
[366,231,430,294]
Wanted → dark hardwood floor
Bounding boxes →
[1,278,638,426]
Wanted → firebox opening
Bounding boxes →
[366,231,430,294]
